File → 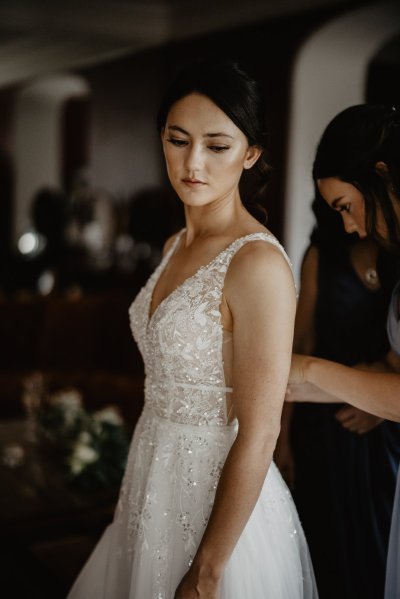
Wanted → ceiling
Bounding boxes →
[0,0,372,88]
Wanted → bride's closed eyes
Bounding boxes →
[165,138,187,147]
[166,137,230,153]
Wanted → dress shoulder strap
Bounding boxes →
[210,232,296,294]
[166,228,185,258]
[219,232,293,274]
[155,228,185,273]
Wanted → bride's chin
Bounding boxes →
[177,192,216,209]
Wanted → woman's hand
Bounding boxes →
[285,381,341,404]
[335,405,384,434]
[288,354,309,385]
[174,566,221,599]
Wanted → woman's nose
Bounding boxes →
[185,144,204,172]
[342,213,357,235]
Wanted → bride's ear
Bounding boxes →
[243,145,262,170]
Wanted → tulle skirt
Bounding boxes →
[68,406,318,598]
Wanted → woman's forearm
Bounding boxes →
[304,356,400,421]
[192,431,277,575]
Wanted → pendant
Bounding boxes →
[365,267,378,285]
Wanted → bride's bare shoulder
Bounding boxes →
[234,237,289,270]
[226,234,294,292]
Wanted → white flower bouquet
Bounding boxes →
[32,385,129,490]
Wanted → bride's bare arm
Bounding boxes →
[275,245,317,484]
[175,242,296,597]
[289,352,400,422]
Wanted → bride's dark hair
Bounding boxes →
[157,59,271,220]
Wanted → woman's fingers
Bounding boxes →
[335,406,383,433]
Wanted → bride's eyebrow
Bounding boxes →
[205,132,233,139]
[167,125,233,139]
[168,125,189,135]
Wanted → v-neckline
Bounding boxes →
[146,229,273,329]
[147,229,186,327]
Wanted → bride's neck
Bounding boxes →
[183,195,247,244]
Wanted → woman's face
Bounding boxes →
[318,178,368,238]
[161,93,260,209]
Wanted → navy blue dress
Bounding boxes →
[291,247,400,599]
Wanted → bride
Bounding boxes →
[68,60,317,599]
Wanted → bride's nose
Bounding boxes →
[184,143,204,172]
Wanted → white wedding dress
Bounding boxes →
[68,230,318,599]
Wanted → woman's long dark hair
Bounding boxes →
[157,60,271,219]
[313,104,400,248]
[310,188,355,259]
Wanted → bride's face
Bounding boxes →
[161,93,260,209]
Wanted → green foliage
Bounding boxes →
[34,389,129,490]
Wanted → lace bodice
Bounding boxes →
[129,229,291,427]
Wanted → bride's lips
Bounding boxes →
[182,178,206,187]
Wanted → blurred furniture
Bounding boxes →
[0,292,145,427]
